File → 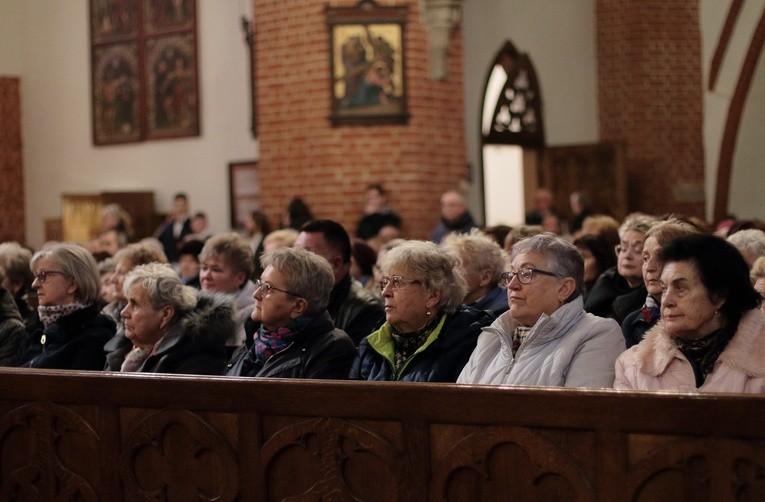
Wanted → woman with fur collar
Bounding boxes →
[118,263,235,375]
[615,234,764,392]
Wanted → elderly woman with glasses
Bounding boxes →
[226,247,357,378]
[584,212,658,323]
[458,234,625,388]
[19,243,116,370]
[117,263,235,374]
[349,240,495,382]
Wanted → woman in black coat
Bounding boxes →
[20,243,116,370]
[226,247,357,379]
[117,263,235,375]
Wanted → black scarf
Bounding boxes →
[675,326,735,387]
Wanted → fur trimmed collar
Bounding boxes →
[632,309,765,377]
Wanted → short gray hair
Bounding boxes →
[261,247,334,314]
[382,240,467,313]
[510,233,584,302]
[443,230,505,285]
[30,243,100,304]
[123,263,197,314]
[728,229,765,260]
[618,212,657,239]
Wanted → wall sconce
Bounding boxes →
[420,0,462,80]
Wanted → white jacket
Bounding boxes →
[457,297,625,388]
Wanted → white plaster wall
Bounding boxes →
[461,0,599,220]
[12,0,256,248]
[700,0,765,221]
[0,0,23,75]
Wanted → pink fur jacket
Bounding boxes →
[614,309,765,393]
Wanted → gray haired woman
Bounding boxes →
[118,263,235,374]
[226,247,357,379]
[458,233,625,388]
[350,240,495,382]
[20,243,116,370]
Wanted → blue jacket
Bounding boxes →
[349,306,495,382]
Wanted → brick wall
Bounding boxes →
[254,0,465,239]
[0,77,25,244]
[596,0,706,218]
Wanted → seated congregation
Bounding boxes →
[0,195,764,394]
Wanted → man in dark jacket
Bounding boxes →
[294,219,384,345]
[429,190,478,245]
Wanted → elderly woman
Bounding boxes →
[727,228,765,267]
[226,247,357,378]
[0,269,26,366]
[621,218,700,348]
[118,263,234,374]
[615,234,764,392]
[349,240,495,382]
[0,242,34,321]
[458,234,625,388]
[20,243,116,370]
[199,232,257,348]
[102,243,168,370]
[443,231,508,314]
[752,256,765,312]
[584,213,657,323]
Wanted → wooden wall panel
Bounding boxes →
[0,368,764,500]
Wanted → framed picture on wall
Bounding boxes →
[89,0,199,145]
[92,42,142,144]
[146,34,200,139]
[229,160,260,230]
[326,0,409,125]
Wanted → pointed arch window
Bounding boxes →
[481,40,545,147]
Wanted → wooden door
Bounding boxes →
[539,141,628,225]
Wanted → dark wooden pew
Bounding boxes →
[0,367,763,501]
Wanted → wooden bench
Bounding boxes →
[0,367,763,500]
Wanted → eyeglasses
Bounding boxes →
[379,275,421,291]
[615,243,643,256]
[254,279,302,298]
[33,270,68,284]
[500,268,562,287]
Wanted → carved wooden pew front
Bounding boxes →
[0,368,763,500]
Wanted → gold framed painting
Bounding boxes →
[326,0,409,125]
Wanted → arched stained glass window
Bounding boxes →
[481,40,544,147]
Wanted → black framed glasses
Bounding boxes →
[33,270,68,284]
[254,279,302,298]
[500,268,562,287]
[379,275,421,291]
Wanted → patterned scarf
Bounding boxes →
[390,314,441,372]
[38,302,88,328]
[512,327,532,357]
[251,315,313,363]
[640,296,661,324]
[120,346,152,372]
[675,326,735,387]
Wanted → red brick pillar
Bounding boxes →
[597,0,706,218]
[253,0,465,239]
[0,77,25,244]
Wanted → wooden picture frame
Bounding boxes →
[228,160,260,230]
[89,0,199,145]
[326,0,409,126]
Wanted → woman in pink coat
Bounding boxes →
[614,234,764,392]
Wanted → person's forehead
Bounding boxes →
[511,251,549,268]
[296,232,330,252]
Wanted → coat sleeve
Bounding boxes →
[564,318,626,388]
[613,350,637,390]
[305,334,359,379]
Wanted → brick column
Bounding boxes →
[0,77,25,244]
[597,0,706,218]
[253,0,465,239]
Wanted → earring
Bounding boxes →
[426,310,431,316]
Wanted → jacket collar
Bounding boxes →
[632,309,765,377]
